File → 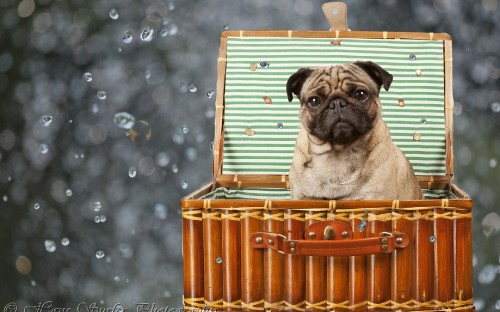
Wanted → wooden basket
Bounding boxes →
[181,3,474,311]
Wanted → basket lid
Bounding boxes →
[211,3,454,188]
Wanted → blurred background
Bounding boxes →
[0,0,499,310]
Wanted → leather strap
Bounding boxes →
[250,232,408,256]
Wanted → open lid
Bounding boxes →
[211,2,454,189]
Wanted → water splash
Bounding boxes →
[39,143,49,154]
[97,90,107,100]
[123,30,133,44]
[140,27,154,42]
[83,72,92,82]
[44,240,56,253]
[109,8,119,20]
[128,167,137,178]
[40,115,53,127]
[113,112,136,129]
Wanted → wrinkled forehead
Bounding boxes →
[304,64,376,94]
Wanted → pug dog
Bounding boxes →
[287,61,422,200]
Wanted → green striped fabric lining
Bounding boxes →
[200,187,456,200]
[223,37,446,175]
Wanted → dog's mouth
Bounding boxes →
[308,107,373,145]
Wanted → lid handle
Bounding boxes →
[322,2,348,30]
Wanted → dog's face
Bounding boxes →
[286,61,393,145]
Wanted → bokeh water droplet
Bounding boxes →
[181,124,189,134]
[277,122,283,129]
[409,54,417,61]
[99,215,107,223]
[222,24,229,30]
[155,152,170,167]
[160,23,178,37]
[429,235,436,243]
[357,219,367,232]
[93,201,102,212]
[44,240,56,253]
[478,264,497,284]
[186,147,197,161]
[3,195,7,202]
[209,142,214,151]
[260,61,270,68]
[188,83,197,93]
[495,299,500,310]
[206,90,215,98]
[123,30,133,44]
[113,112,136,129]
[31,280,36,287]
[40,115,53,127]
[39,143,49,154]
[33,203,40,210]
[113,276,120,282]
[91,103,99,114]
[420,118,427,125]
[216,257,223,264]
[171,164,178,174]
[482,212,500,237]
[66,189,73,197]
[181,180,188,189]
[61,237,70,246]
[140,27,154,42]
[491,102,500,113]
[83,72,92,82]
[168,2,175,11]
[96,251,105,259]
[97,90,107,100]
[128,120,152,143]
[154,203,168,220]
[94,216,100,223]
[109,8,119,20]
[128,167,137,178]
[489,158,498,168]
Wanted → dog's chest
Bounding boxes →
[304,150,364,198]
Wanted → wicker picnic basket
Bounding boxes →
[181,3,474,311]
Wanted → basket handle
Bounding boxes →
[322,2,348,31]
[250,220,409,256]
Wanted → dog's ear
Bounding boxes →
[286,68,313,102]
[354,61,393,92]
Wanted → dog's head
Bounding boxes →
[286,61,393,146]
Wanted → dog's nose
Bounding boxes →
[329,98,347,109]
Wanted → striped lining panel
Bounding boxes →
[223,37,446,175]
[200,187,456,200]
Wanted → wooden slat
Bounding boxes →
[444,40,454,178]
[222,210,241,311]
[326,211,349,312]
[414,208,434,309]
[306,211,327,311]
[284,210,306,310]
[264,210,284,310]
[349,215,367,312]
[367,211,391,307]
[203,209,223,309]
[453,208,473,308]
[221,30,451,41]
[183,209,205,309]
[391,209,415,306]
[241,210,264,311]
[434,204,454,308]
[213,38,228,178]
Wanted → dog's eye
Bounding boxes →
[354,90,369,102]
[307,97,321,108]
